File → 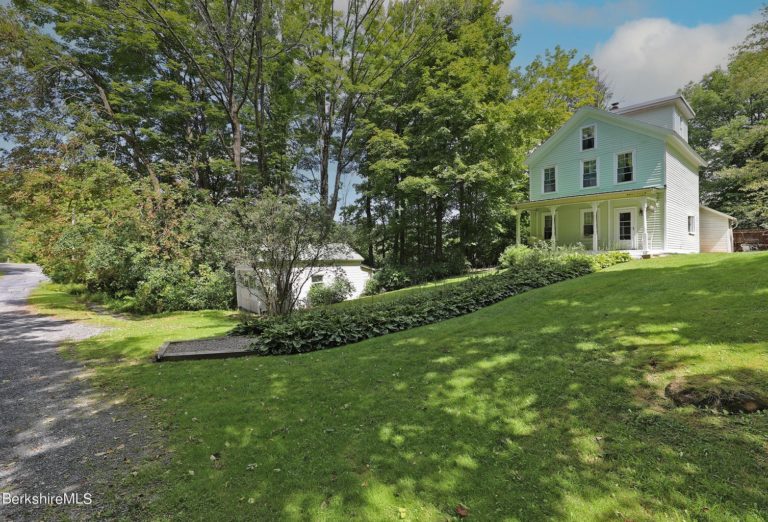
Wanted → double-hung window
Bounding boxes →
[616,151,634,183]
[688,216,696,235]
[543,214,554,240]
[582,159,597,188]
[582,210,594,238]
[581,125,595,150]
[543,166,557,193]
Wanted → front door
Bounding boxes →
[614,207,636,249]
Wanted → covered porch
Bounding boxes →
[513,188,664,254]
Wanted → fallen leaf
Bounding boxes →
[456,503,470,518]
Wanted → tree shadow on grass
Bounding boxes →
[111,254,768,520]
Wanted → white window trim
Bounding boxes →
[580,124,596,151]
[614,149,636,185]
[580,208,595,239]
[579,158,600,189]
[541,164,558,194]
[688,215,696,235]
[542,212,554,240]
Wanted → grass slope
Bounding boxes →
[34,254,768,521]
[334,269,496,308]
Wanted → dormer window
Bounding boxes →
[616,151,634,183]
[543,166,557,193]
[581,125,595,150]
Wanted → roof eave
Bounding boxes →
[667,133,707,168]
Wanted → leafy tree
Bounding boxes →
[223,194,337,315]
[346,8,606,267]
[683,6,768,228]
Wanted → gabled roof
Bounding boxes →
[524,107,706,169]
[614,94,695,120]
[323,243,364,262]
[234,243,364,271]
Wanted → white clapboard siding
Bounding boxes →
[700,207,734,252]
[664,148,700,253]
[236,264,372,313]
[620,103,688,141]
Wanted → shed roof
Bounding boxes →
[323,243,365,262]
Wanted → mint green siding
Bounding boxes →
[528,118,666,201]
[529,196,664,251]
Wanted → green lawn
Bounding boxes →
[32,254,768,520]
[333,269,496,308]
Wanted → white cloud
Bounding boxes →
[499,0,524,18]
[501,0,646,28]
[594,14,757,105]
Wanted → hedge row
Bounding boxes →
[232,251,631,355]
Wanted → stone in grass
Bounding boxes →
[665,380,768,414]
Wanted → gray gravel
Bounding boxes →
[0,264,155,521]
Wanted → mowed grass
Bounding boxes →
[333,269,496,308]
[32,254,768,521]
[29,283,238,361]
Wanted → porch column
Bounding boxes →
[549,205,558,246]
[642,197,649,255]
[591,201,599,252]
[516,210,521,246]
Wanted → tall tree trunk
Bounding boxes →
[365,193,374,265]
[458,181,466,258]
[434,197,444,261]
[253,0,268,188]
[230,109,244,196]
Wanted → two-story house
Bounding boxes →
[514,94,736,254]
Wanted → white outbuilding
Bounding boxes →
[235,243,373,313]
[699,205,737,253]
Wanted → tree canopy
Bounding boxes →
[1,0,609,311]
[683,6,768,229]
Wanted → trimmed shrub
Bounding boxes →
[498,244,538,269]
[233,251,631,355]
[592,251,632,268]
[307,273,354,307]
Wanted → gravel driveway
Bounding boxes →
[0,264,152,521]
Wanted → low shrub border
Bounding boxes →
[232,251,631,355]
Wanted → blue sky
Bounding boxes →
[505,0,764,104]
